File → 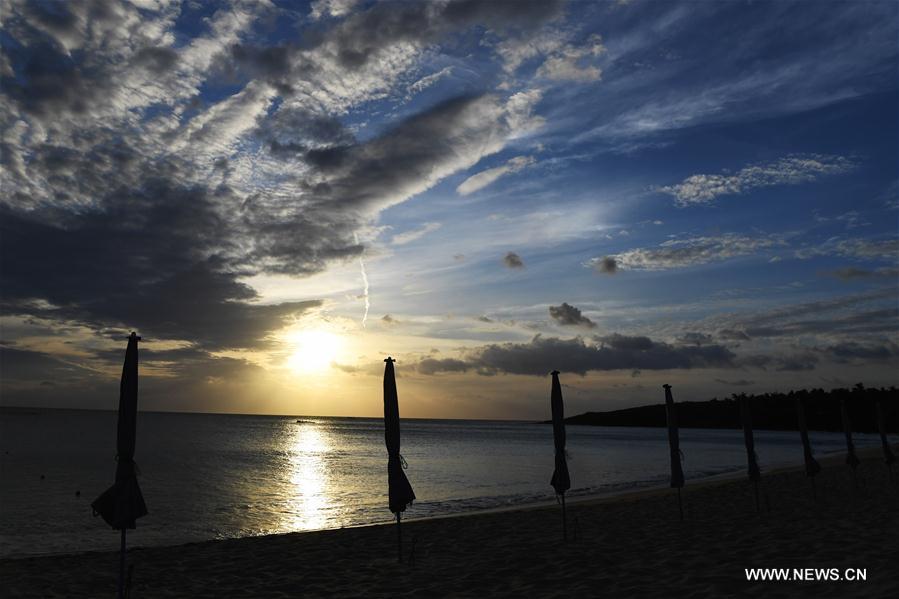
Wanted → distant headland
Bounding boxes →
[561,384,898,433]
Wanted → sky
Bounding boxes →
[1,0,897,420]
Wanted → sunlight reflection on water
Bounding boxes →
[283,423,331,531]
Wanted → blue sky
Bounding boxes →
[1,0,897,418]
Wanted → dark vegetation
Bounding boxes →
[565,384,898,433]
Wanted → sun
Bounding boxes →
[286,330,343,373]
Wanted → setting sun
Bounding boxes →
[286,330,343,373]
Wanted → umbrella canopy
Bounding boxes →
[383,357,415,513]
[796,397,821,477]
[92,332,148,530]
[663,385,685,489]
[876,399,896,465]
[739,397,761,482]
[841,399,860,469]
[549,370,571,496]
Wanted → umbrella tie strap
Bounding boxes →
[399,454,409,469]
[679,449,685,462]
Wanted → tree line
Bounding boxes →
[565,384,898,433]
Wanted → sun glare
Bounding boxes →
[286,330,343,373]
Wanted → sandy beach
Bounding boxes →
[2,446,896,598]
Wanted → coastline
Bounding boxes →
[3,445,896,598]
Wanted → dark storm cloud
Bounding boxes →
[0,0,562,405]
[249,93,527,274]
[548,302,596,328]
[503,252,525,269]
[0,184,320,351]
[416,334,736,376]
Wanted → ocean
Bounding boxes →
[0,409,883,557]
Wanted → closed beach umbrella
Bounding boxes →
[875,399,896,478]
[663,385,685,519]
[739,396,761,511]
[796,398,821,477]
[91,332,148,599]
[841,399,860,469]
[549,370,570,539]
[840,399,860,491]
[383,357,415,561]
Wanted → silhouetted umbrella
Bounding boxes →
[663,385,685,519]
[739,396,761,512]
[91,332,147,599]
[796,397,821,498]
[383,357,415,562]
[876,398,896,480]
[550,370,570,540]
[840,398,860,473]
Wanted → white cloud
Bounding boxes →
[405,66,454,100]
[456,155,536,195]
[535,34,605,82]
[657,154,856,206]
[309,0,359,20]
[796,237,899,262]
[587,233,786,271]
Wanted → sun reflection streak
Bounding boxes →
[282,423,332,531]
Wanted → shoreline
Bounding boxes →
[3,446,897,598]
[0,445,888,562]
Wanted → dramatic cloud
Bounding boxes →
[503,252,525,269]
[456,155,536,195]
[587,234,784,271]
[416,334,735,376]
[417,357,469,375]
[548,303,596,328]
[657,155,855,206]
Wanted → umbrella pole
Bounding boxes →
[117,528,126,599]
[677,487,683,521]
[561,494,568,541]
[396,512,402,563]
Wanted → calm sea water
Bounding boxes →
[0,409,885,557]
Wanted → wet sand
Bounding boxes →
[2,446,897,598]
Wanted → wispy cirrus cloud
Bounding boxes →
[456,155,536,195]
[391,222,442,245]
[657,155,855,206]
